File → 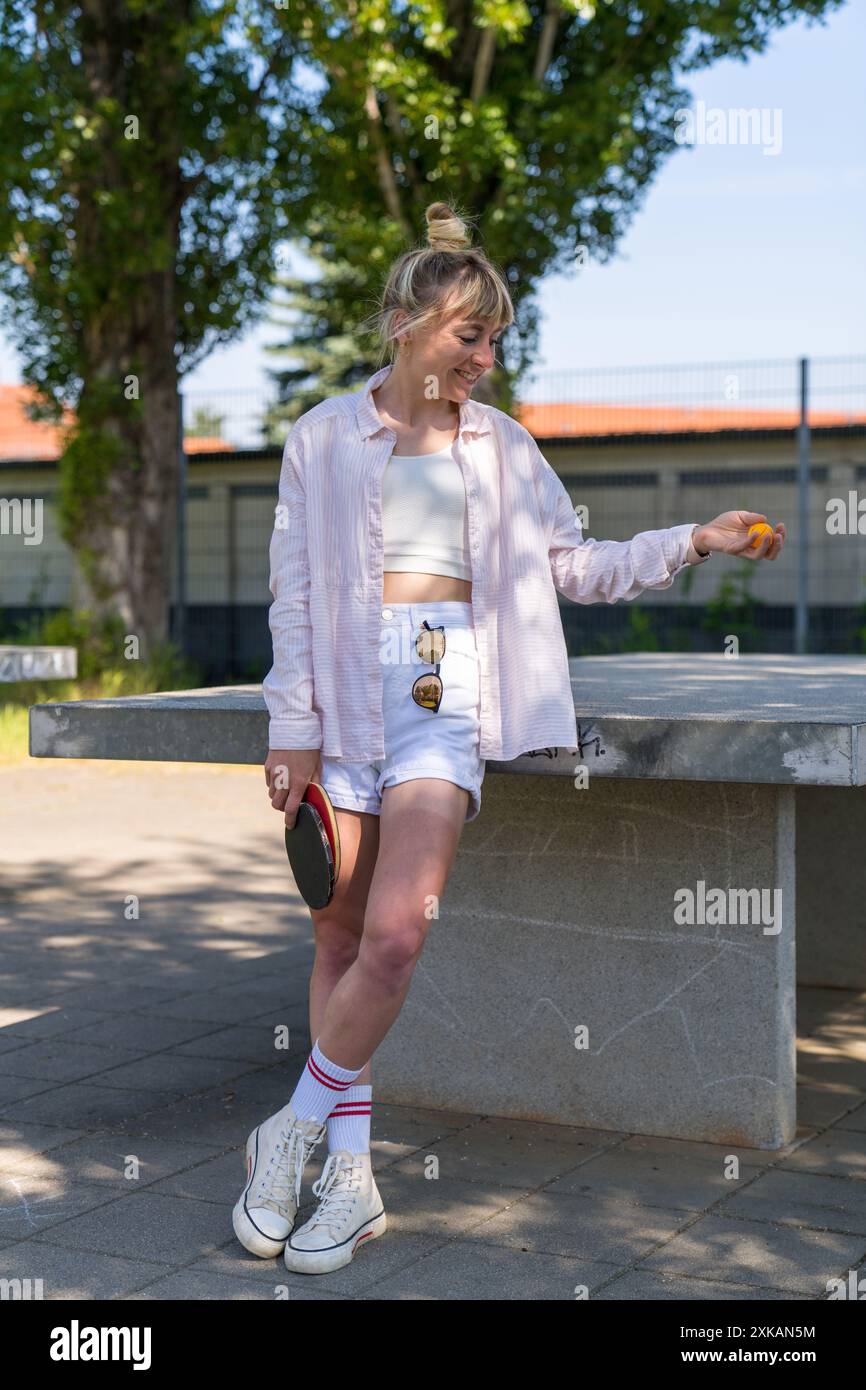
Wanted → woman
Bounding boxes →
[233,202,786,1275]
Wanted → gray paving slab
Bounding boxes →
[2,1081,182,1131]
[192,1224,447,1296]
[639,1213,866,1294]
[32,983,201,1014]
[48,1053,268,1098]
[126,1271,347,1299]
[145,1149,250,1205]
[796,1083,866,1131]
[384,1116,622,1191]
[0,1074,67,1105]
[0,1121,88,1160]
[593,1270,814,1300]
[170,1020,310,1065]
[775,1127,866,1177]
[356,1102,497,1157]
[40,1014,232,1052]
[797,1053,866,1093]
[2,1131,229,1187]
[0,1238,169,1299]
[82,1090,298,1146]
[0,1007,120,1043]
[143,984,311,1025]
[457,1187,696,1262]
[26,1191,239,1265]
[835,1100,866,1132]
[0,1040,151,1083]
[0,1176,132,1243]
[720,1168,866,1234]
[357,1239,623,1300]
[545,1136,767,1211]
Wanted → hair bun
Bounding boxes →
[425,202,472,252]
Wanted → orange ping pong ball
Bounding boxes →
[747,522,774,549]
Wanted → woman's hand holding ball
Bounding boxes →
[693,512,786,561]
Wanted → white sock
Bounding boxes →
[289,1039,367,1125]
[327,1083,372,1155]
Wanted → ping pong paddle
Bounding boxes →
[284,781,341,909]
[303,781,341,881]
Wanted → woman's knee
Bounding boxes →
[312,912,364,970]
[358,915,427,987]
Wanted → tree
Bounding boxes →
[264,0,844,414]
[0,0,321,651]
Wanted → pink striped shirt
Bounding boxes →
[263,363,707,761]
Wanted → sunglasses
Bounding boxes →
[411,620,446,713]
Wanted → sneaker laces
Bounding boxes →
[307,1154,363,1235]
[254,1121,324,1217]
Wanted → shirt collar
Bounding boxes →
[355,362,492,441]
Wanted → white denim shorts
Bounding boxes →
[319,600,485,823]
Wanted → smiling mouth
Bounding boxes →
[455,369,480,383]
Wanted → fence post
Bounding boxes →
[795,357,810,655]
[176,390,187,657]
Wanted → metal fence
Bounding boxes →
[168,353,866,677]
[2,354,865,681]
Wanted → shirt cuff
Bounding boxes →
[268,716,323,750]
[661,522,707,577]
[685,525,712,565]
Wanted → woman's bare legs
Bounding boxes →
[317,778,470,1069]
[307,806,381,1085]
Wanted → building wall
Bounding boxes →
[2,431,865,668]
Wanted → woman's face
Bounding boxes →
[402,312,505,401]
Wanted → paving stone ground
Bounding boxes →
[1,758,865,1301]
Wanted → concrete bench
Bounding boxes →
[1,645,77,682]
[29,653,866,1150]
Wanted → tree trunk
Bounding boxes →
[71,266,180,657]
[64,0,186,659]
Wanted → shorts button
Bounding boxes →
[381,607,393,619]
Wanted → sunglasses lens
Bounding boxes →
[412,673,443,712]
[416,627,446,663]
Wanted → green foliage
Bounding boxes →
[576,604,660,655]
[701,568,764,647]
[0,0,320,635]
[263,0,845,407]
[0,0,315,397]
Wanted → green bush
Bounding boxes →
[701,570,763,646]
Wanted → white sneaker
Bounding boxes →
[232,1101,327,1258]
[283,1149,386,1275]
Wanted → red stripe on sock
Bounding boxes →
[306,1054,356,1090]
[329,1104,372,1114]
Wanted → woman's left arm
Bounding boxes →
[530,439,785,603]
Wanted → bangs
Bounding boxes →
[437,264,514,332]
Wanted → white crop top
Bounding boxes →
[381,444,471,581]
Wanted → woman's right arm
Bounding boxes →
[262,426,322,827]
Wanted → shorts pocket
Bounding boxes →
[444,627,479,663]
[442,637,480,709]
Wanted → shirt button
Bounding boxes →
[381,607,393,619]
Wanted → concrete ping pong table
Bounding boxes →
[29,653,866,1150]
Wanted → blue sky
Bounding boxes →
[1,1,863,398]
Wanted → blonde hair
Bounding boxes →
[365,202,514,365]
